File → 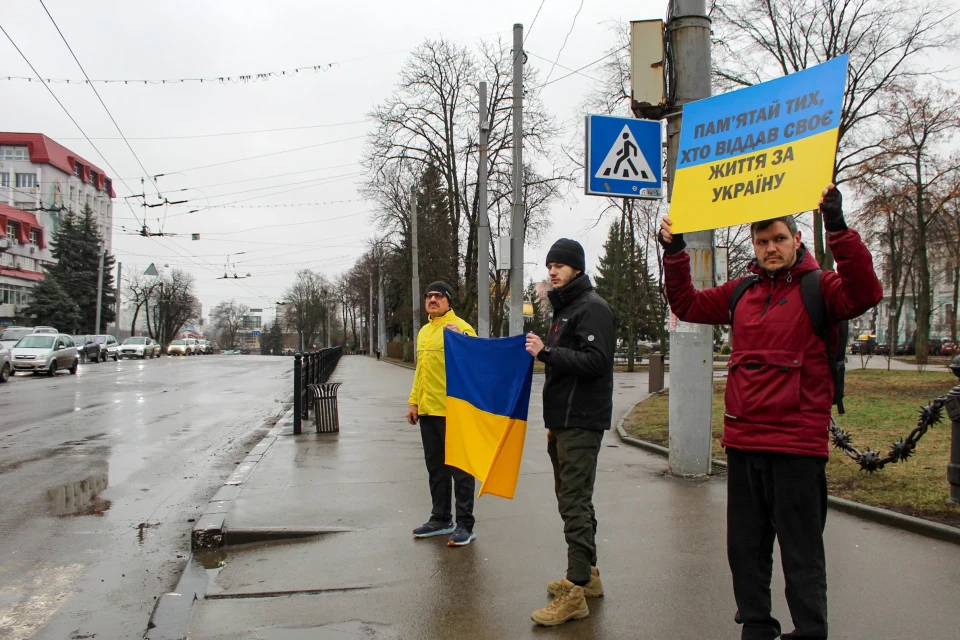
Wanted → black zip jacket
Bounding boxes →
[537,274,616,431]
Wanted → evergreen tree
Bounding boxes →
[23,278,82,332]
[595,215,661,371]
[417,164,458,303]
[523,280,549,336]
[259,322,285,355]
[46,205,116,333]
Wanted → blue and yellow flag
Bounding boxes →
[444,332,533,499]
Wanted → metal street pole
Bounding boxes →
[478,81,491,338]
[508,23,525,336]
[115,261,122,334]
[368,274,374,355]
[411,191,421,361]
[378,258,387,353]
[665,0,715,476]
[94,249,105,334]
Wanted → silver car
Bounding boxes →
[11,333,79,376]
[0,343,11,383]
[92,335,120,362]
[120,336,161,359]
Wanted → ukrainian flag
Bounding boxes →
[444,332,534,499]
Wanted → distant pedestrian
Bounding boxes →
[376,348,381,361]
[406,281,479,546]
[524,239,616,627]
[659,184,882,640]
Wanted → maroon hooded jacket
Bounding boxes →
[663,229,883,458]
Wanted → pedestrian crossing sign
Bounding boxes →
[585,114,663,199]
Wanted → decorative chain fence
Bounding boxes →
[829,357,960,505]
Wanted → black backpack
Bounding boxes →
[728,270,849,414]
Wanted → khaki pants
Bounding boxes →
[547,428,604,584]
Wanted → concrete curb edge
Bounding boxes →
[614,394,959,546]
[190,408,291,549]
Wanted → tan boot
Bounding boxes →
[531,578,589,627]
[547,566,603,598]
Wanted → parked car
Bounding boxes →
[0,326,34,351]
[31,326,58,335]
[0,344,11,383]
[120,336,159,359]
[92,335,120,362]
[195,339,207,355]
[850,334,877,355]
[11,333,78,376]
[148,338,163,357]
[184,338,199,355]
[942,339,958,357]
[167,339,188,356]
[72,335,102,363]
[875,342,891,356]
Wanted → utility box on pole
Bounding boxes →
[664,0,715,477]
[630,19,666,118]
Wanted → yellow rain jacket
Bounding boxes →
[408,310,477,416]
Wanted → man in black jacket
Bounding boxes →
[525,238,616,627]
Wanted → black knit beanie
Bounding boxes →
[425,281,454,303]
[545,238,585,272]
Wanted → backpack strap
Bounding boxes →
[799,270,827,338]
[728,274,761,325]
[800,269,847,414]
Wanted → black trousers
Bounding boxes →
[419,416,475,530]
[547,427,604,584]
[726,448,828,640]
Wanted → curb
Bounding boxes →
[615,393,959,545]
[191,410,290,550]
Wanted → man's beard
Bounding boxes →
[762,252,797,275]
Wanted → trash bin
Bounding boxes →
[648,353,664,392]
[309,382,343,434]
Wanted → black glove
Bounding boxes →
[819,185,847,233]
[658,230,686,255]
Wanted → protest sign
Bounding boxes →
[670,55,848,233]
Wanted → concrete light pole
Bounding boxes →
[508,23,525,336]
[477,81,491,338]
[665,0,716,476]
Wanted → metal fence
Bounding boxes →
[293,347,342,435]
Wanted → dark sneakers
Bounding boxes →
[412,520,455,538]
[447,525,476,547]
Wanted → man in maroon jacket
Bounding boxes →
[658,184,882,640]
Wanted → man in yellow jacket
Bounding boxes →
[406,281,478,546]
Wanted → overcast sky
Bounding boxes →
[3,1,956,323]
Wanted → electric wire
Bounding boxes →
[541,0,585,86]
[0,21,146,229]
[40,1,155,187]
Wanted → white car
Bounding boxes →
[32,326,59,335]
[11,333,78,376]
[167,339,188,356]
[120,337,159,359]
[184,338,199,355]
[0,326,34,352]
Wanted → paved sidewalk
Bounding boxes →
[187,355,960,640]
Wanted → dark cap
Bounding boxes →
[545,238,585,273]
[425,281,454,303]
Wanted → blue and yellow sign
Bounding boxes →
[670,55,848,233]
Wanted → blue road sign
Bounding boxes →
[251,330,261,337]
[585,115,663,199]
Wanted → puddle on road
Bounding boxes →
[194,549,228,596]
[250,621,397,639]
[48,472,112,516]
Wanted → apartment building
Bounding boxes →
[0,133,115,325]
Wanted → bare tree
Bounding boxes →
[283,270,335,351]
[124,271,158,336]
[148,269,200,347]
[711,0,958,269]
[210,299,250,350]
[362,36,567,322]
[862,84,960,364]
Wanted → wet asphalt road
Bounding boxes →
[0,354,292,639]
